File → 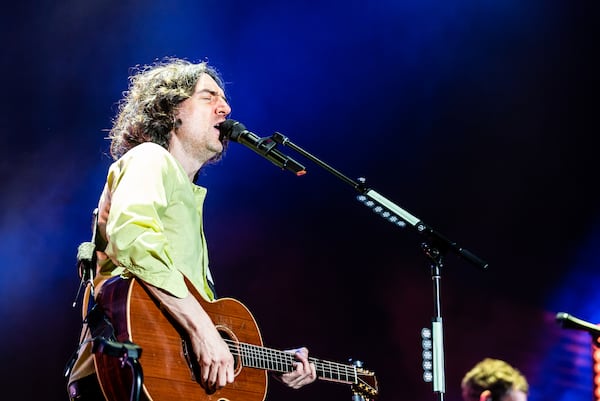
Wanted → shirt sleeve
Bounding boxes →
[104,144,189,298]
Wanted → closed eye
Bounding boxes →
[196,89,227,104]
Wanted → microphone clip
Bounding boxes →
[254,136,278,156]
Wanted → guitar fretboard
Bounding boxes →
[225,340,357,384]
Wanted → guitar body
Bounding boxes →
[93,277,268,401]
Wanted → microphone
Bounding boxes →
[72,241,96,308]
[77,242,96,279]
[218,119,306,176]
[556,312,600,337]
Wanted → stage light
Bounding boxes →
[421,327,433,383]
[593,336,600,401]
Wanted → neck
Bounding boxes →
[168,136,204,182]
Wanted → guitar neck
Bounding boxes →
[230,341,357,385]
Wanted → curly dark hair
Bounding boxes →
[461,358,529,401]
[108,58,226,160]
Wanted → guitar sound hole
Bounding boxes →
[217,325,242,374]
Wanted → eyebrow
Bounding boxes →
[196,88,228,103]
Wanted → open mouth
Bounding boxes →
[216,123,229,144]
[215,121,229,142]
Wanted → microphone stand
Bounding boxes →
[271,132,488,401]
[555,312,600,400]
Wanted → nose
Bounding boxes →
[216,98,231,117]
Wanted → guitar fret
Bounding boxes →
[251,344,261,369]
[272,348,282,371]
[272,347,289,372]
[313,359,356,383]
[265,347,274,370]
[261,347,269,369]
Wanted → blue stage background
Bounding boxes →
[1,1,598,400]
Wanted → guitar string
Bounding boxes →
[221,338,358,382]
[226,339,356,372]
[224,340,376,393]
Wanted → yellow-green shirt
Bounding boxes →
[95,141,215,300]
[68,142,215,385]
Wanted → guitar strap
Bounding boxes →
[77,207,116,339]
[77,210,143,400]
[71,208,101,312]
[65,209,118,379]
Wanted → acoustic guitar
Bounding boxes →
[93,277,378,401]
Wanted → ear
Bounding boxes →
[479,390,493,401]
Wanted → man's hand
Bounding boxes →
[190,321,235,392]
[277,347,317,389]
[144,284,235,392]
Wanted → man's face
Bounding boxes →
[500,389,527,401]
[464,388,528,401]
[172,73,231,163]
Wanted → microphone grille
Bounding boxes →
[218,119,246,142]
[77,241,96,262]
